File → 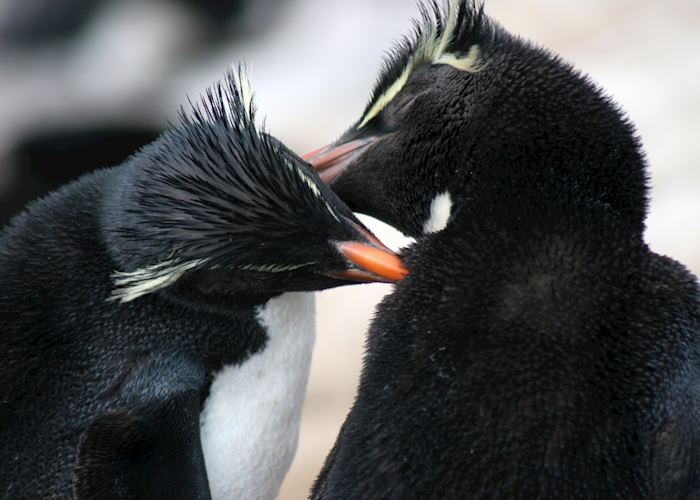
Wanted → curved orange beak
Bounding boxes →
[334,241,408,283]
[330,222,409,284]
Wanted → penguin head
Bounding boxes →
[305,0,648,238]
[104,69,407,303]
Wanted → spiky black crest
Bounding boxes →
[105,67,355,301]
[178,65,258,142]
[359,0,488,126]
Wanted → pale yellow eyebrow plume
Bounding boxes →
[358,64,414,129]
[109,258,207,303]
[436,44,483,72]
[357,0,484,129]
[279,154,340,222]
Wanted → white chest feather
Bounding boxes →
[199,292,316,500]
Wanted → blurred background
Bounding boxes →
[0,0,697,497]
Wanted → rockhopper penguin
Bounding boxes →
[305,1,700,498]
[0,69,407,499]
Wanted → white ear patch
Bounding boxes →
[423,191,453,234]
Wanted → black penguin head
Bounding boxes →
[103,69,407,303]
[305,0,648,238]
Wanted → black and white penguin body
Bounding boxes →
[306,1,700,498]
[0,70,406,499]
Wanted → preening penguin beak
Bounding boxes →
[303,139,405,282]
[303,137,377,184]
[331,222,408,284]
[334,241,407,283]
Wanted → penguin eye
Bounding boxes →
[377,95,416,130]
[393,95,418,116]
[392,89,432,120]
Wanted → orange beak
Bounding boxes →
[302,137,377,184]
[329,221,408,283]
[334,241,408,283]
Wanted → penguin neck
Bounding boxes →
[162,280,279,315]
[99,164,158,273]
[443,164,642,248]
[456,152,646,240]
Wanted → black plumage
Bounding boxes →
[105,79,359,284]
[0,69,403,498]
[307,1,700,498]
